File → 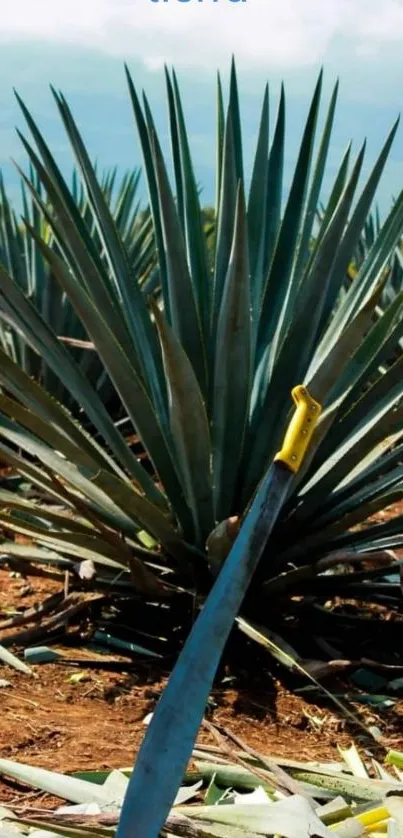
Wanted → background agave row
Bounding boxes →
[0,164,156,416]
[0,63,401,660]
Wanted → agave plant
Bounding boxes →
[0,63,401,659]
[0,163,156,416]
[349,205,403,300]
[320,200,403,349]
[350,208,403,369]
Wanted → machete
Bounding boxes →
[116,385,321,838]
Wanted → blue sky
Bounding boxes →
[0,0,402,216]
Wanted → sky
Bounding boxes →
[0,0,402,215]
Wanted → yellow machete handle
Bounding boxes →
[274,385,322,473]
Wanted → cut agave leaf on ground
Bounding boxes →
[0,760,116,805]
[350,694,396,709]
[54,802,102,815]
[173,780,203,806]
[71,769,132,784]
[385,796,403,830]
[101,770,129,806]
[289,770,402,803]
[92,631,162,658]
[232,787,272,806]
[178,794,331,837]
[191,756,324,800]
[0,644,33,676]
[204,774,227,806]
[24,647,63,664]
[191,762,275,793]
[316,797,352,826]
[337,746,369,780]
[191,762,329,802]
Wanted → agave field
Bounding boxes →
[0,60,402,836]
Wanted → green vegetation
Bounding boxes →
[0,63,401,658]
[0,58,403,838]
[0,165,155,415]
[0,743,402,836]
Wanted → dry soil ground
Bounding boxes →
[0,565,402,808]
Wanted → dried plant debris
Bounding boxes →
[1,740,403,838]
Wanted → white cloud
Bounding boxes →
[0,0,403,70]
